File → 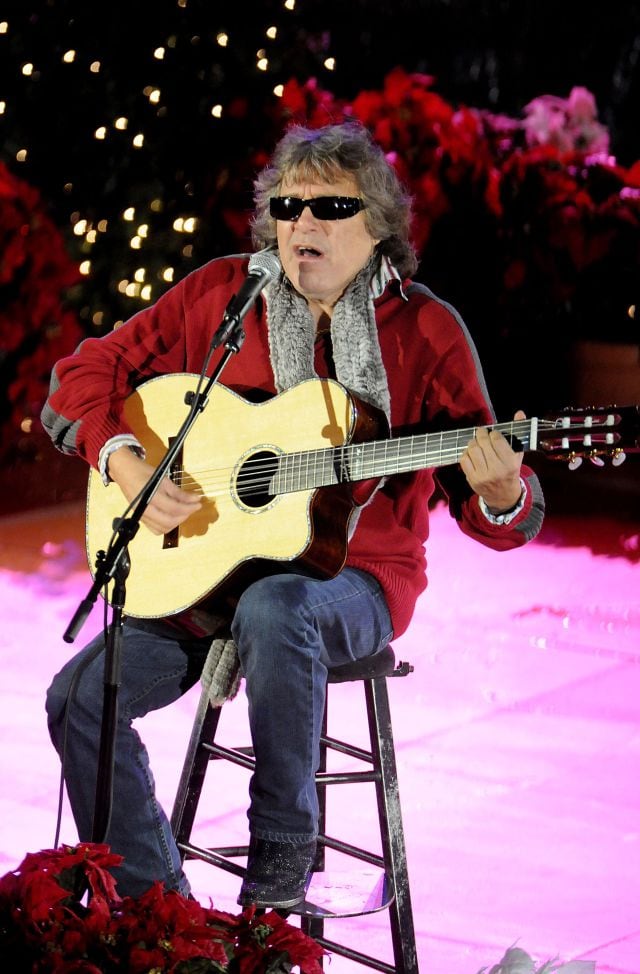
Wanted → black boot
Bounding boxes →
[237,836,316,909]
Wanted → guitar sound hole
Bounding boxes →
[236,450,277,509]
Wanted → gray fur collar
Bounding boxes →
[264,255,391,420]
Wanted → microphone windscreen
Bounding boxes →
[248,249,282,282]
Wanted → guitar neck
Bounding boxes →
[271,418,538,494]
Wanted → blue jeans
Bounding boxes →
[46,568,393,897]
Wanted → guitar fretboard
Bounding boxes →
[269,419,537,495]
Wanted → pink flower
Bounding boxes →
[523,87,610,154]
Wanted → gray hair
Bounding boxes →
[251,122,418,277]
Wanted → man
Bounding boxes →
[42,121,544,910]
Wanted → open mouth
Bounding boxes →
[295,245,323,258]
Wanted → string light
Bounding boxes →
[4,2,313,333]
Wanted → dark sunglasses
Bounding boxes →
[269,196,365,221]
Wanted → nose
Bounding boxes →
[293,203,320,227]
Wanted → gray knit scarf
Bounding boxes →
[264,254,391,420]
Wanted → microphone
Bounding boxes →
[223,250,281,324]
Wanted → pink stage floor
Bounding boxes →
[1,489,639,973]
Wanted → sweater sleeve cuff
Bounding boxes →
[98,435,146,485]
[478,477,527,526]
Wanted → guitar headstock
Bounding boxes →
[537,405,640,469]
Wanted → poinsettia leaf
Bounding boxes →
[174,959,222,973]
[478,949,597,974]
[480,946,536,974]
[549,964,596,974]
[264,949,292,974]
[21,872,70,922]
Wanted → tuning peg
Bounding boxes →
[611,451,627,467]
[589,455,605,467]
[567,456,582,471]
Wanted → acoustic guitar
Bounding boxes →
[86,374,639,618]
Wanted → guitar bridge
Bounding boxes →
[163,436,181,549]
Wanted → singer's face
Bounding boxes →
[275,172,379,323]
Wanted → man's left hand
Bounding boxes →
[459,410,526,515]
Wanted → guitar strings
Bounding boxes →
[166,419,548,498]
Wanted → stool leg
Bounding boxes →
[301,692,328,958]
[170,687,223,851]
[366,677,419,974]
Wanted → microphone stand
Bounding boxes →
[63,307,249,844]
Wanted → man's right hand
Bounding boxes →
[107,446,202,535]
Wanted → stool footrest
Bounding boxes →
[316,769,379,785]
[178,841,246,877]
[202,742,255,769]
[321,734,375,763]
[319,834,384,868]
[312,935,396,974]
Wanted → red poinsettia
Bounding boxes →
[269,69,639,348]
[0,162,84,460]
[0,843,325,973]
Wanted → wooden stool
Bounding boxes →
[170,644,419,973]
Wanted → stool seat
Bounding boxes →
[327,644,399,682]
[171,644,419,974]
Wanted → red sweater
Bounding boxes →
[42,255,544,637]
